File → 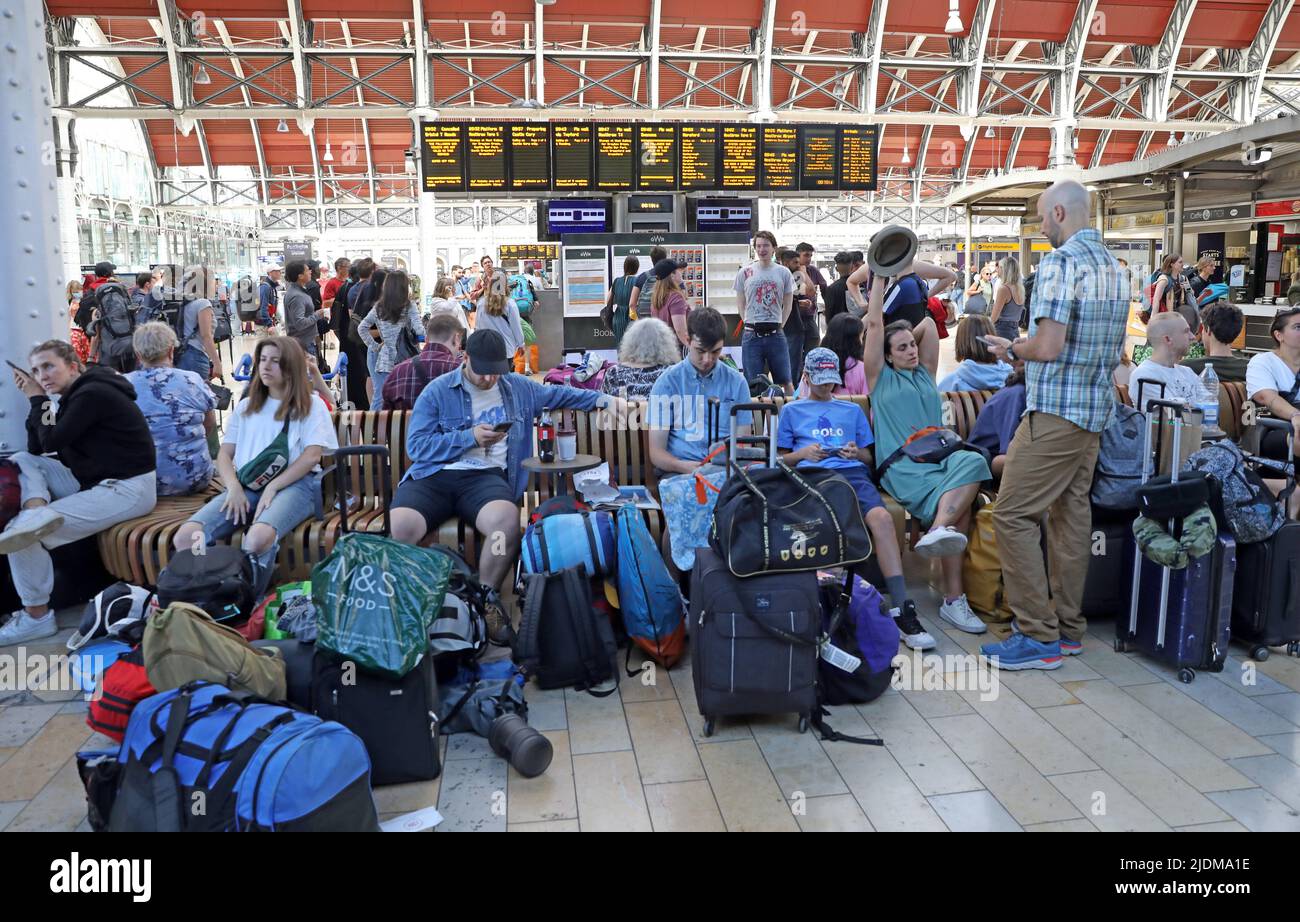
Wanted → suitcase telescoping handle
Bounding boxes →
[334,444,393,537]
[1129,394,1189,644]
[728,401,778,471]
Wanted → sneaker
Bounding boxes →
[890,602,936,651]
[1060,634,1083,656]
[0,507,65,555]
[980,632,1062,670]
[0,610,57,647]
[913,526,967,559]
[482,588,517,646]
[939,594,986,634]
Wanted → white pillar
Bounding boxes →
[55,120,80,282]
[1,0,67,452]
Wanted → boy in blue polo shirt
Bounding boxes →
[776,347,934,650]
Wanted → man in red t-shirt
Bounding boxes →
[321,257,350,348]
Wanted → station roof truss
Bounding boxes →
[42,0,1300,208]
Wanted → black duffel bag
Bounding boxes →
[709,462,872,578]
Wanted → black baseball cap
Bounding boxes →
[94,261,116,278]
[465,329,511,375]
[653,258,687,281]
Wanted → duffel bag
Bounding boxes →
[87,645,156,743]
[520,511,617,578]
[143,602,287,701]
[85,681,380,832]
[155,546,256,627]
[710,463,871,578]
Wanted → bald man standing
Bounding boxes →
[981,181,1131,670]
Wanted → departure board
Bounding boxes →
[465,123,508,191]
[637,124,679,191]
[760,125,798,191]
[552,122,594,190]
[719,125,759,190]
[800,125,838,191]
[839,125,879,191]
[679,124,718,189]
[509,123,551,191]
[420,123,466,191]
[419,121,876,193]
[594,124,635,191]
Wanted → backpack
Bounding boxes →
[92,281,137,373]
[67,582,155,652]
[424,545,493,683]
[83,680,380,831]
[155,546,257,627]
[75,286,98,332]
[1091,403,1146,510]
[816,574,899,705]
[1197,282,1230,306]
[615,504,686,669]
[1186,440,1286,544]
[515,565,618,695]
[0,459,19,532]
[87,644,155,743]
[521,511,618,578]
[143,601,287,701]
[510,275,536,318]
[211,300,234,344]
[960,502,1014,623]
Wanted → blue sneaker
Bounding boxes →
[980,632,1063,670]
[1060,634,1083,656]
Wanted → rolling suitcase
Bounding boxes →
[1081,509,1134,619]
[1232,418,1300,661]
[689,547,819,736]
[1115,399,1233,683]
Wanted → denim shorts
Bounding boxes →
[825,464,885,516]
[741,328,792,387]
[188,472,323,543]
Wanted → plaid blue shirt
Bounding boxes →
[1024,229,1130,433]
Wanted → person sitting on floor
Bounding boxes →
[392,329,627,614]
[778,348,936,650]
[968,366,1027,481]
[601,318,682,401]
[125,322,217,496]
[937,315,1015,393]
[0,341,157,646]
[381,312,466,412]
[860,274,992,635]
[172,336,338,600]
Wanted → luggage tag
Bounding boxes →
[818,637,862,673]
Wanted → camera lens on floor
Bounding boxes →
[488,713,553,778]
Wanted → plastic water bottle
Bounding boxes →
[1199,362,1220,431]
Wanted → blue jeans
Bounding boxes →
[176,344,211,379]
[370,370,388,410]
[741,329,792,388]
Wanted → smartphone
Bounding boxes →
[492,421,513,433]
[975,335,997,347]
[5,359,30,376]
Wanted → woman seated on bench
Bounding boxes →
[125,322,217,496]
[860,275,992,635]
[0,340,157,646]
[601,318,681,400]
[173,336,337,597]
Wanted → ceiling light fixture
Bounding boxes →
[323,141,334,162]
[945,0,963,34]
[1167,132,1177,147]
[985,125,995,139]
[1072,131,1080,151]
[193,63,211,86]
[902,146,911,165]
[277,118,289,133]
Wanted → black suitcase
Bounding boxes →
[311,650,441,785]
[1081,510,1134,619]
[1232,418,1300,661]
[253,638,316,709]
[1115,399,1234,683]
[688,548,819,736]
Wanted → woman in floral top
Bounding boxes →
[601,318,682,400]
[124,322,217,496]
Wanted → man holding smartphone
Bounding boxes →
[391,330,628,613]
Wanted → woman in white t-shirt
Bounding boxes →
[1245,307,1300,461]
[173,336,339,594]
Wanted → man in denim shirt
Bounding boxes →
[392,329,627,597]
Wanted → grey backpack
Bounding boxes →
[1091,403,1146,510]
[1186,440,1285,545]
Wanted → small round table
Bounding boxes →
[522,453,603,497]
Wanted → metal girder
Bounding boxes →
[341,22,377,205]
[312,55,411,107]
[879,69,961,114]
[785,29,819,103]
[648,0,661,108]
[65,55,173,109]
[192,57,297,108]
[960,0,998,117]
[284,0,309,121]
[1057,0,1099,120]
[213,19,268,206]
[534,1,545,105]
[547,57,644,108]
[864,0,889,116]
[660,60,749,108]
[1239,0,1295,120]
[193,123,218,203]
[411,0,430,109]
[773,60,862,111]
[434,56,530,106]
[152,0,186,114]
[753,0,776,115]
[1152,0,1198,120]
[979,72,1054,117]
[1077,74,1147,119]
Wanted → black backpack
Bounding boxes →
[515,565,618,697]
[211,300,234,344]
[93,281,137,372]
[155,546,257,627]
[74,286,98,332]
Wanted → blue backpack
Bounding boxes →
[1197,282,1231,306]
[521,511,617,578]
[510,274,536,318]
[817,574,899,705]
[83,681,380,832]
[615,504,686,668]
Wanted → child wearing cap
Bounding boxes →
[775,347,936,651]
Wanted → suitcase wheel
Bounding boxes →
[1178,667,1196,684]
[1288,642,1300,658]
[797,715,809,735]
[1113,638,1128,654]
[1252,646,1271,663]
[702,717,715,738]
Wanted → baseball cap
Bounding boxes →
[804,347,842,387]
[93,261,116,278]
[653,258,687,281]
[465,329,512,375]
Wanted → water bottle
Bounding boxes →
[1199,362,1220,431]
[538,412,555,464]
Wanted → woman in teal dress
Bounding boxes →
[861,270,992,634]
[606,255,639,347]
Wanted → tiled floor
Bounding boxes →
[5,550,1300,832]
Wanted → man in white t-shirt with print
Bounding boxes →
[1129,312,1204,416]
[734,230,796,396]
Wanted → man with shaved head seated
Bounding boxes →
[1130,311,1204,415]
